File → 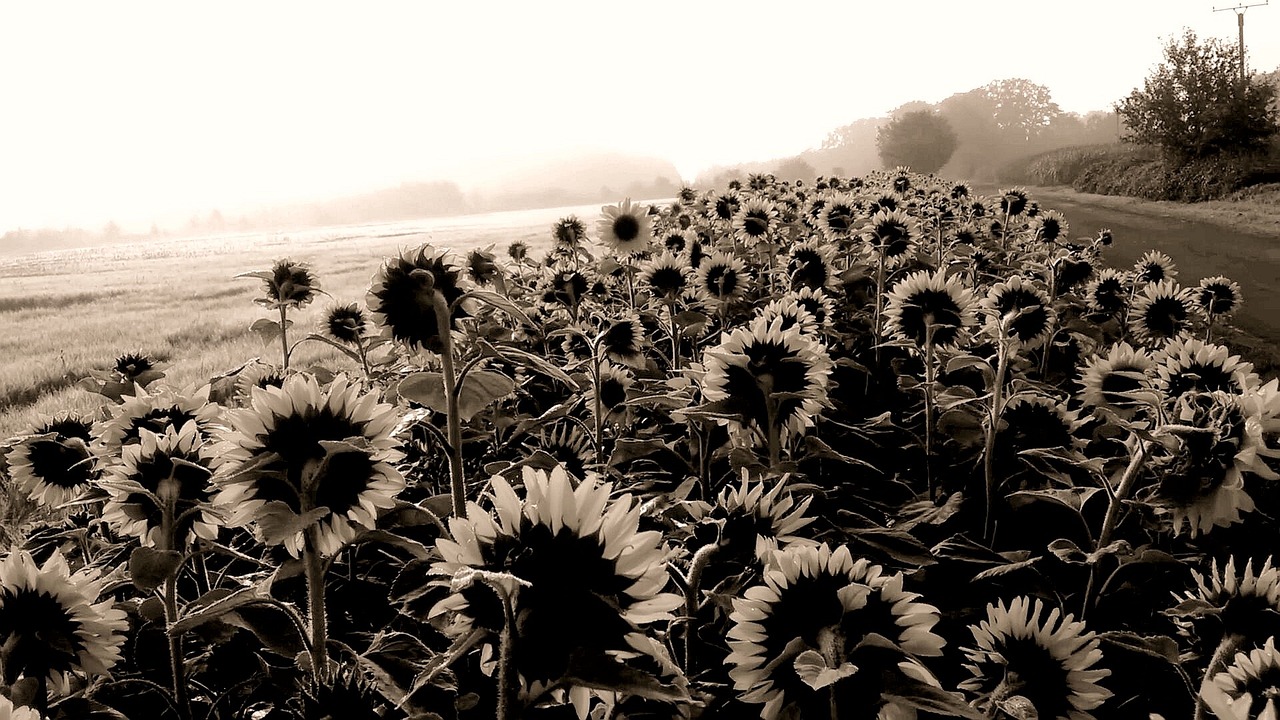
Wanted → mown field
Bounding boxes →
[2,172,1279,720]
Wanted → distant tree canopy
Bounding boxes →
[876,111,958,173]
[773,157,816,182]
[1116,29,1279,160]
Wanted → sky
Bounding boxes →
[2,0,1278,234]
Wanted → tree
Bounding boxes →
[773,157,816,182]
[981,78,1061,142]
[875,111,958,173]
[1116,29,1278,159]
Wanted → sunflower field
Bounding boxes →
[2,169,1279,720]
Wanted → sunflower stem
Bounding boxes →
[764,388,782,469]
[354,335,373,381]
[1037,273,1058,380]
[432,291,468,518]
[1195,632,1245,720]
[279,305,291,372]
[923,324,937,501]
[683,543,719,674]
[590,344,606,469]
[302,531,330,683]
[983,334,1010,543]
[158,470,192,720]
[666,301,682,371]
[496,591,520,720]
[1084,435,1148,618]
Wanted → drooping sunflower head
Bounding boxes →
[785,240,836,292]
[597,199,653,255]
[324,303,369,346]
[864,208,917,266]
[212,373,405,557]
[1077,342,1157,416]
[595,362,636,424]
[700,315,833,441]
[430,466,682,685]
[1134,250,1178,285]
[726,543,945,720]
[241,258,321,310]
[112,352,165,387]
[732,197,779,244]
[1154,337,1259,399]
[101,421,219,548]
[1084,268,1130,315]
[1128,280,1194,346]
[998,187,1030,217]
[5,415,99,509]
[94,384,222,460]
[599,315,649,369]
[367,244,473,354]
[1150,391,1271,537]
[638,251,692,303]
[961,596,1112,720]
[883,269,978,349]
[0,549,129,693]
[464,246,503,286]
[980,275,1057,351]
[694,252,751,308]
[507,240,530,263]
[552,215,587,249]
[1197,276,1243,317]
[1054,255,1095,293]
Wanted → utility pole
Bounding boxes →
[1214,1,1268,81]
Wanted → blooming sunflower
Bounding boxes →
[662,229,696,254]
[883,269,978,349]
[553,216,587,250]
[529,424,594,479]
[243,258,322,310]
[1128,281,1194,346]
[464,246,503,286]
[100,422,219,548]
[980,276,1057,350]
[726,543,945,720]
[865,209,918,267]
[1154,337,1259,399]
[1149,391,1274,536]
[786,286,838,332]
[1205,636,1280,720]
[685,473,816,564]
[1176,557,1280,668]
[694,252,750,309]
[597,199,652,255]
[638,251,692,304]
[1084,269,1129,315]
[212,374,405,557]
[110,351,166,388]
[1033,210,1069,243]
[5,415,99,508]
[0,550,128,693]
[1134,250,1178,285]
[324,303,369,345]
[815,193,858,242]
[961,596,1112,720]
[507,240,530,264]
[710,192,740,222]
[784,240,836,292]
[599,315,648,369]
[999,188,1030,217]
[701,316,832,442]
[1198,276,1244,317]
[595,362,635,424]
[430,466,682,687]
[1077,343,1157,415]
[757,296,820,338]
[94,384,223,459]
[732,197,779,245]
[366,244,473,354]
[997,395,1085,455]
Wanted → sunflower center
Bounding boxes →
[27,438,96,489]
[999,403,1073,451]
[825,207,853,232]
[1139,264,1167,283]
[985,637,1075,720]
[896,289,965,346]
[125,407,200,446]
[1099,366,1147,405]
[994,288,1049,344]
[788,250,828,291]
[612,215,640,242]
[599,377,628,411]
[1143,297,1189,339]
[720,340,816,431]
[742,212,770,237]
[0,588,86,679]
[703,266,739,298]
[1165,362,1240,397]
[647,266,687,297]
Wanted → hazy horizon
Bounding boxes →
[3,0,1278,235]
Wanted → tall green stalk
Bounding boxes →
[432,291,466,518]
[983,331,1011,542]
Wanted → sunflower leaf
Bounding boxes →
[398,372,449,414]
[461,290,534,328]
[793,650,859,690]
[256,502,331,546]
[250,317,285,345]
[455,370,515,421]
[129,547,183,592]
[171,585,270,635]
[561,649,689,703]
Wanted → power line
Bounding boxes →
[1213,1,1269,80]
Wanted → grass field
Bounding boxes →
[0,204,607,439]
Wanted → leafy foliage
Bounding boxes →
[875,110,959,173]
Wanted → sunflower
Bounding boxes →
[891,167,913,194]
[367,244,473,354]
[465,246,503,286]
[725,543,945,720]
[0,549,128,693]
[785,286,838,332]
[1054,255,1095,293]
[1084,269,1129,315]
[1154,337,1259,399]
[883,269,978,349]
[597,199,652,255]
[553,215,588,250]
[599,315,648,369]
[212,373,405,557]
[1198,276,1244,317]
[700,316,833,441]
[429,466,682,687]
[961,596,1112,720]
[1128,281,1194,346]
[951,182,972,200]
[110,352,166,388]
[1134,250,1178,285]
[529,424,594,479]
[324,303,369,345]
[0,697,40,720]
[94,384,223,459]
[233,361,286,404]
[1077,342,1157,415]
[864,209,918,267]
[595,362,636,424]
[685,473,816,565]
[638,251,692,303]
[732,197,779,245]
[1205,636,1280,720]
[1176,558,1280,668]
[784,240,836,292]
[815,193,859,242]
[980,276,1057,350]
[757,296,820,337]
[100,422,219,548]
[997,395,1084,455]
[999,188,1030,217]
[5,415,99,508]
[662,229,696,254]
[711,192,740,222]
[694,252,751,308]
[507,240,530,263]
[1033,210,1069,242]
[244,258,322,310]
